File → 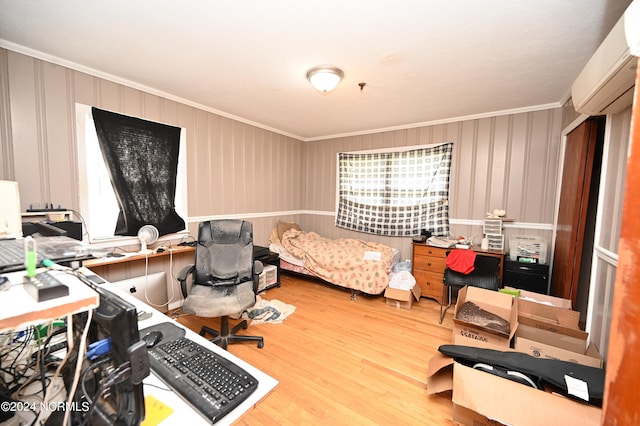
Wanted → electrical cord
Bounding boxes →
[1,328,36,396]
[69,209,90,242]
[76,361,135,426]
[30,326,68,399]
[142,247,178,309]
[33,308,93,426]
[79,357,113,408]
[1,325,69,426]
[62,308,93,426]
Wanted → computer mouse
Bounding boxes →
[142,331,163,348]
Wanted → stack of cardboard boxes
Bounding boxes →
[427,286,603,425]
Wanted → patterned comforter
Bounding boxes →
[279,229,395,295]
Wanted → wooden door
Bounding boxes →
[550,116,604,305]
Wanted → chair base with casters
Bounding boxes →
[200,316,264,350]
[439,254,501,324]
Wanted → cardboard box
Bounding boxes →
[426,353,602,425]
[515,337,603,368]
[517,292,580,330]
[452,286,518,349]
[452,403,504,426]
[516,323,587,354]
[384,284,421,309]
[452,362,601,425]
[515,288,573,309]
[511,288,580,331]
[511,287,590,356]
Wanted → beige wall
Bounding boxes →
[301,109,562,259]
[0,48,304,247]
[1,48,561,259]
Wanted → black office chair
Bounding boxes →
[439,252,500,324]
[178,219,264,349]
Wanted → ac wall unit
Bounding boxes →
[571,1,638,115]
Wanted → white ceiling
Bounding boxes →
[0,0,632,141]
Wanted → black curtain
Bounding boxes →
[91,107,185,236]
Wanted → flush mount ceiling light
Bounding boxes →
[306,66,344,93]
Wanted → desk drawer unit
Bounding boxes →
[412,244,448,303]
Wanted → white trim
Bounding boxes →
[2,40,562,143]
[302,102,562,142]
[563,113,592,136]
[585,115,617,347]
[1,41,301,141]
[304,103,562,142]
[340,141,451,155]
[594,245,618,266]
[75,103,189,242]
[451,218,553,230]
[88,231,191,248]
[188,210,302,223]
[186,210,553,231]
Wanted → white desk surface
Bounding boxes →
[0,267,278,425]
[0,268,99,333]
[99,271,279,425]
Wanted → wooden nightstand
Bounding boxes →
[412,243,448,303]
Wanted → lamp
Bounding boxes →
[306,66,344,93]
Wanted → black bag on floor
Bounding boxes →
[439,344,605,407]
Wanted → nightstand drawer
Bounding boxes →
[413,244,448,258]
[413,255,447,272]
[413,270,443,301]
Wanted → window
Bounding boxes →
[335,142,453,237]
[76,104,188,242]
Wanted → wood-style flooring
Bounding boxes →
[173,274,456,425]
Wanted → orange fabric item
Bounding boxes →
[446,249,476,274]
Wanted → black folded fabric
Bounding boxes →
[439,344,605,407]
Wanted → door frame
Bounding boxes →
[552,112,624,352]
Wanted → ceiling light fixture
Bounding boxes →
[306,66,344,94]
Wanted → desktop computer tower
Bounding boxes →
[503,260,550,295]
[61,285,148,426]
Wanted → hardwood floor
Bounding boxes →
[172,274,457,425]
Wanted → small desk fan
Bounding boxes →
[137,224,159,254]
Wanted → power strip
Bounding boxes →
[23,272,69,302]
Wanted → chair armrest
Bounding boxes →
[252,260,264,293]
[177,264,195,298]
[254,260,264,276]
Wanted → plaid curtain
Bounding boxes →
[335,142,453,236]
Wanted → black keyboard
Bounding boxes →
[148,336,259,423]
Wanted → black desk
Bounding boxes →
[503,260,550,294]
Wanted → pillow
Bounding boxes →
[269,227,280,245]
[277,221,301,241]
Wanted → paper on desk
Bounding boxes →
[363,251,382,261]
[142,394,174,426]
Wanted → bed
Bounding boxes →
[268,222,399,298]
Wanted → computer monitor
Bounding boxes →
[0,180,23,239]
[63,284,148,425]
